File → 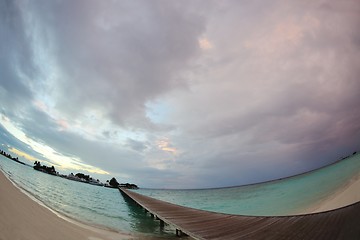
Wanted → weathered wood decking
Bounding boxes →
[119,188,360,240]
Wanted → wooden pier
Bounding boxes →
[119,188,360,239]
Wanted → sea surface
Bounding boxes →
[1,153,359,238]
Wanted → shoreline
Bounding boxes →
[307,171,360,213]
[0,169,140,240]
[1,158,359,239]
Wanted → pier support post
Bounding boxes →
[176,229,183,237]
[176,229,188,237]
[160,220,164,229]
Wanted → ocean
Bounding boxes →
[0,153,359,238]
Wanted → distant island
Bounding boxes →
[105,177,139,189]
[0,149,26,165]
[33,161,139,189]
[119,183,139,189]
[65,172,103,186]
[34,161,57,175]
[32,160,138,189]
[1,147,142,189]
[1,147,139,189]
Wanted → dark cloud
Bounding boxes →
[22,0,205,129]
[0,0,359,188]
[125,138,148,152]
[0,0,35,111]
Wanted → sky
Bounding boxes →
[1,0,359,188]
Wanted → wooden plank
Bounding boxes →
[119,188,360,240]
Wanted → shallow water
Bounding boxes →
[138,153,360,216]
[0,157,177,238]
[1,153,359,237]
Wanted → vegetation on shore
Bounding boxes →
[1,147,139,189]
[106,177,120,188]
[0,149,26,165]
[105,177,139,189]
[33,161,57,175]
[119,182,139,189]
[66,172,103,186]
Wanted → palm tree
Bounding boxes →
[109,177,119,187]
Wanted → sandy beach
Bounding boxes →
[0,170,138,240]
[1,167,360,240]
[309,171,360,213]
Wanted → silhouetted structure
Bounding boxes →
[0,149,26,165]
[33,161,57,175]
[105,177,138,189]
[119,183,139,189]
[75,173,90,182]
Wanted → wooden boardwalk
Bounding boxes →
[119,188,360,240]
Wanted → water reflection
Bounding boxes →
[120,191,180,239]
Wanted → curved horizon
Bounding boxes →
[1,0,360,189]
[143,152,359,190]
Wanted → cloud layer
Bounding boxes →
[1,0,359,188]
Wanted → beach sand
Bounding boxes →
[2,168,360,240]
[309,171,360,213]
[0,170,141,240]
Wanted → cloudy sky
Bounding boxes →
[1,0,359,188]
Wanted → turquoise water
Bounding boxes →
[0,157,178,238]
[1,153,359,237]
[138,153,360,216]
